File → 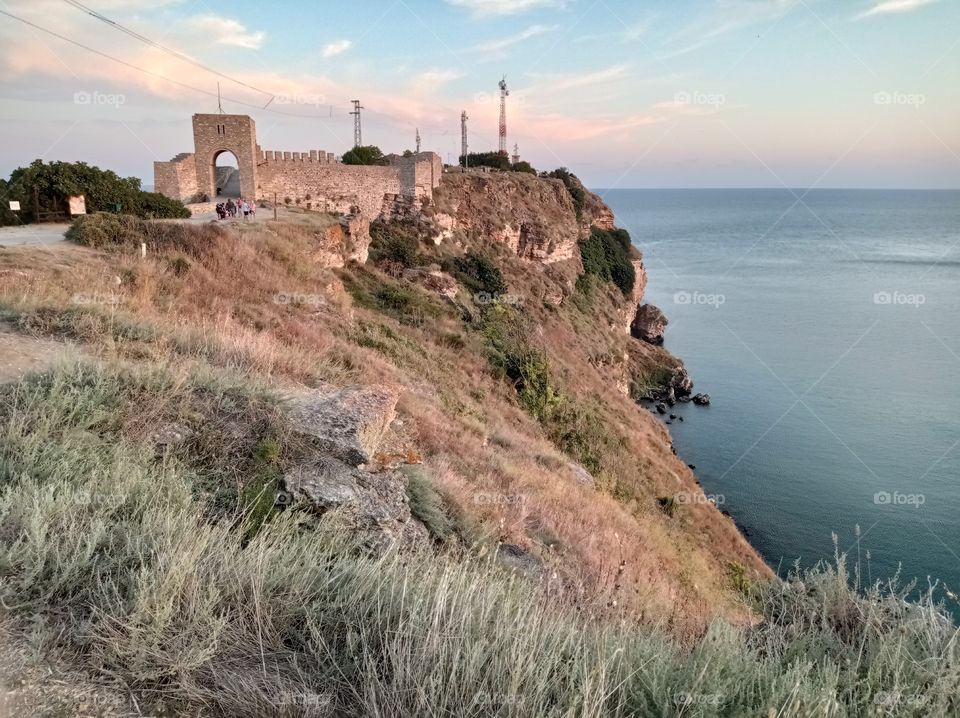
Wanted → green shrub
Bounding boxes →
[578,226,636,296]
[446,251,508,297]
[546,167,586,219]
[403,467,454,543]
[1,159,189,225]
[369,221,423,267]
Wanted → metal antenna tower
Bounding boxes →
[415,127,421,153]
[350,100,363,147]
[511,143,520,165]
[498,75,509,156]
[461,110,469,168]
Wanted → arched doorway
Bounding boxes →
[213,150,241,198]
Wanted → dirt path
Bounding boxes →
[0,224,69,248]
[0,327,79,383]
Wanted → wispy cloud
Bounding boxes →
[193,16,264,49]
[445,0,564,17]
[529,64,631,93]
[416,69,465,86]
[321,39,353,58]
[471,24,555,52]
[857,0,939,18]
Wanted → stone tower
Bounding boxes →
[191,113,258,200]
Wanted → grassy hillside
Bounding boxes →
[0,208,956,715]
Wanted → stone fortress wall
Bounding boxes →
[154,113,442,219]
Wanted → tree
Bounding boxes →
[511,161,536,174]
[0,160,189,225]
[459,152,510,171]
[342,145,387,166]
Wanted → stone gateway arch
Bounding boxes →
[154,113,442,218]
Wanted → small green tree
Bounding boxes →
[342,145,387,166]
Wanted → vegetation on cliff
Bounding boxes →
[1,172,955,715]
[0,364,956,716]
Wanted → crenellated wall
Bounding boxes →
[154,113,442,217]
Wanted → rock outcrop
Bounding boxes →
[432,172,613,264]
[630,304,668,345]
[286,384,399,467]
[282,384,428,550]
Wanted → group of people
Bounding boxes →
[215,197,256,221]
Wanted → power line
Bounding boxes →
[62,0,274,100]
[0,8,335,121]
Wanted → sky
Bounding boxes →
[0,0,958,189]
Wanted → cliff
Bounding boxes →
[3,170,769,639]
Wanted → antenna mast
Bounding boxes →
[350,100,363,147]
[217,82,223,113]
[415,127,421,154]
[498,75,509,156]
[461,110,469,169]
[511,143,520,165]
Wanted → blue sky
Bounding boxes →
[0,0,957,188]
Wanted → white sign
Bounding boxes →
[8,201,20,211]
[68,196,87,216]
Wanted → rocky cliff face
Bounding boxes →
[430,172,611,264]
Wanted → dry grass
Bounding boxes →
[0,216,767,636]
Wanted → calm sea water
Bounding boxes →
[602,188,960,600]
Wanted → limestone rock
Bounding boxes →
[496,543,543,577]
[630,304,668,345]
[286,385,400,467]
[285,455,428,552]
[692,393,711,406]
[402,267,458,300]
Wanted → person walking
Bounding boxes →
[226,198,235,218]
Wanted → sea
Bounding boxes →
[602,188,960,604]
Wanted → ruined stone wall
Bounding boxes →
[256,162,402,217]
[153,153,197,202]
[155,113,443,216]
[397,152,443,200]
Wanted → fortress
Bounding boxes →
[154,113,443,218]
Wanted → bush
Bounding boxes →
[66,214,229,256]
[578,226,636,296]
[445,252,507,297]
[1,159,189,225]
[546,167,586,219]
[459,152,510,171]
[369,221,423,268]
[403,467,454,543]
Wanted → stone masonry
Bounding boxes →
[154,113,442,220]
